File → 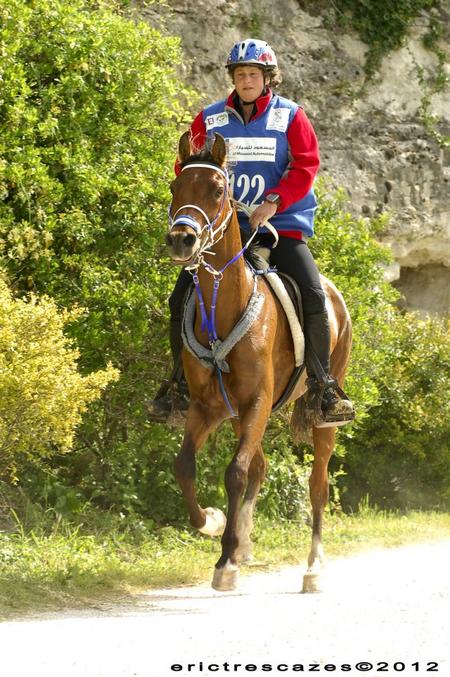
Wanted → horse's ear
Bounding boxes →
[178,131,192,164]
[211,133,227,167]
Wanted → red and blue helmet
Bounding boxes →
[226,39,277,71]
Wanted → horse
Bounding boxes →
[165,131,353,592]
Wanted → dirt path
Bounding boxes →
[1,539,449,677]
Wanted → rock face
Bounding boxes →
[140,0,450,316]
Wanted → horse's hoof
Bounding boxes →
[212,562,239,591]
[302,572,323,593]
[199,507,227,537]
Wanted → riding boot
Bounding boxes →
[147,318,190,423]
[303,311,355,427]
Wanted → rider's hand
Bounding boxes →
[249,200,278,231]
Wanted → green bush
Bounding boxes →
[0,275,118,480]
[340,315,450,510]
[309,185,450,509]
[0,0,195,506]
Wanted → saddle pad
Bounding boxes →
[263,271,304,367]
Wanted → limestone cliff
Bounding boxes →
[139,0,450,315]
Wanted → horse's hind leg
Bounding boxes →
[302,424,336,593]
[302,303,352,592]
[174,405,225,535]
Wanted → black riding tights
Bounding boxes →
[264,236,326,315]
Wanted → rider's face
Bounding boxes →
[233,66,267,103]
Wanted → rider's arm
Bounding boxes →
[265,108,320,212]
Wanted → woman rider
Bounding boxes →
[148,39,354,426]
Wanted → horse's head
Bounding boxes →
[166,132,231,266]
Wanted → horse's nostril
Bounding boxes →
[165,233,173,247]
[184,233,196,247]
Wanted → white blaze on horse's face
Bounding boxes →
[166,163,229,266]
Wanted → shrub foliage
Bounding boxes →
[0,0,192,499]
[0,275,118,480]
[341,316,450,509]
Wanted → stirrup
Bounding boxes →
[306,377,355,428]
[147,379,189,426]
[146,381,172,423]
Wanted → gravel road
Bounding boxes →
[1,539,449,677]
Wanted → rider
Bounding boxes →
[148,38,354,426]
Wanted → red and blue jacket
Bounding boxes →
[180,89,320,239]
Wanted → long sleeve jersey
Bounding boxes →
[179,88,320,238]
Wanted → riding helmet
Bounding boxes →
[225,39,277,71]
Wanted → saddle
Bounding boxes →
[270,271,306,411]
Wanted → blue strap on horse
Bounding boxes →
[190,236,265,418]
[176,189,278,418]
[192,273,237,417]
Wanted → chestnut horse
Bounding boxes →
[166,132,352,592]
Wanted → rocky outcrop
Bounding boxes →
[139,0,450,315]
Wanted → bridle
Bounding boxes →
[166,159,279,417]
[167,162,234,274]
[168,161,280,279]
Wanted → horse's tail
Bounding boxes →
[290,395,314,445]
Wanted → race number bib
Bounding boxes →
[229,173,266,205]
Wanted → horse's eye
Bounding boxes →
[215,187,224,198]
[169,182,175,194]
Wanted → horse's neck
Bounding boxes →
[196,211,252,339]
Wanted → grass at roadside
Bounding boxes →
[1,508,450,619]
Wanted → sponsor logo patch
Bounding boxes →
[205,112,229,130]
[266,107,290,132]
[226,137,276,163]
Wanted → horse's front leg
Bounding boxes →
[174,403,225,535]
[212,397,271,591]
[234,439,267,563]
[302,426,336,593]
